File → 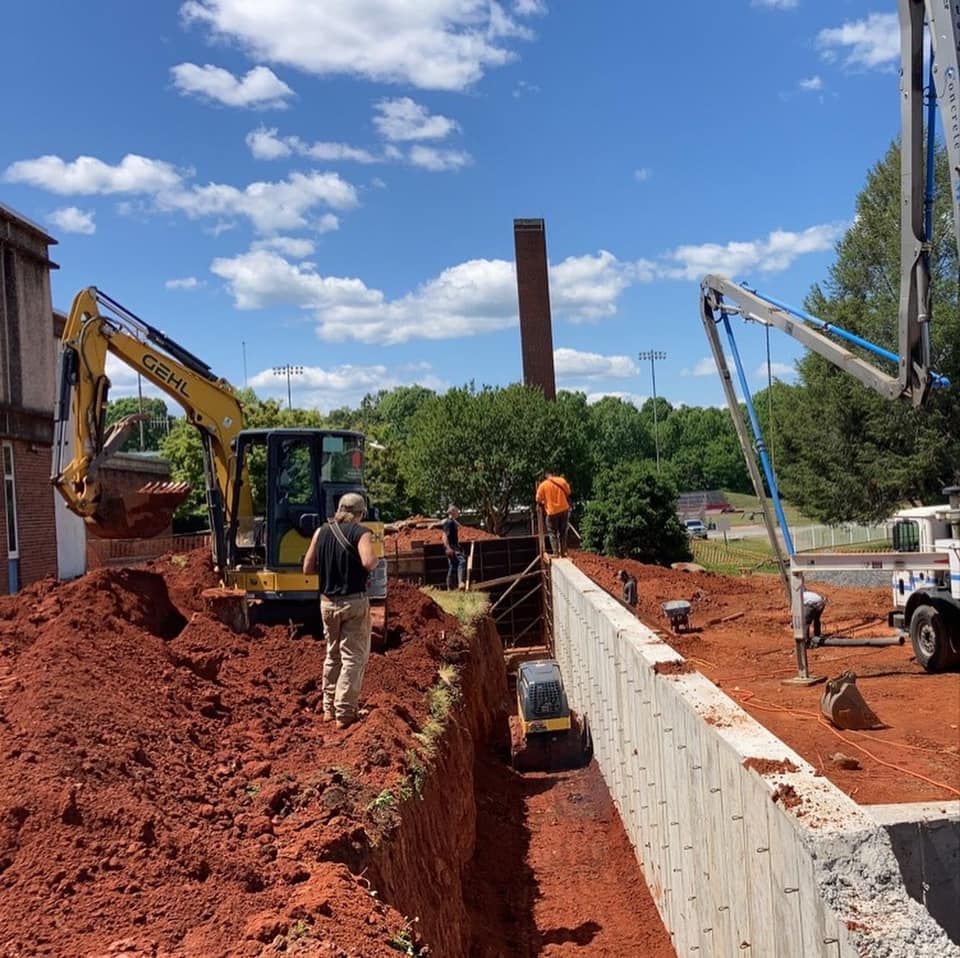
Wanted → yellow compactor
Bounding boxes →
[509,659,590,773]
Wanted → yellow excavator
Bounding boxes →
[52,287,386,630]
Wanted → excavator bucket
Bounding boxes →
[86,480,191,540]
[820,671,883,731]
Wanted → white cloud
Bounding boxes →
[584,391,648,407]
[246,126,378,163]
[633,167,652,182]
[165,276,202,290]
[252,235,316,258]
[512,79,541,98]
[180,0,541,92]
[407,145,472,172]
[681,357,720,378]
[4,154,183,195]
[210,248,382,312]
[817,13,898,70]
[48,206,96,235]
[554,348,638,380]
[753,361,796,380]
[551,251,635,320]
[246,124,469,172]
[660,222,844,281]
[249,361,446,411]
[752,0,798,8]
[799,75,822,91]
[156,171,356,233]
[104,354,164,400]
[373,98,458,141]
[171,63,294,108]
[211,247,635,345]
[513,0,547,14]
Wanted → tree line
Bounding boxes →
[105,143,958,559]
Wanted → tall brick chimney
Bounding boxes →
[513,218,556,400]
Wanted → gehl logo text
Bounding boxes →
[142,353,190,397]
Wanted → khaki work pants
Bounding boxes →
[321,595,371,721]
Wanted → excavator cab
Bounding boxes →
[224,429,386,626]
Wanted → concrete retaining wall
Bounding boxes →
[550,559,959,958]
[867,803,960,945]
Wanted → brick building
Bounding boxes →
[0,203,60,592]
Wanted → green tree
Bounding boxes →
[104,397,171,452]
[581,461,691,564]
[400,384,592,534]
[771,143,959,522]
[660,406,751,494]
[585,396,654,478]
[330,385,438,521]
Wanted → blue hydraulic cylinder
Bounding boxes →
[924,39,936,249]
[741,285,951,390]
[719,310,796,556]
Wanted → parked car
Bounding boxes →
[684,519,708,539]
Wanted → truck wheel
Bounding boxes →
[909,604,958,672]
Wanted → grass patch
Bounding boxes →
[720,491,812,528]
[421,587,489,636]
[392,665,465,808]
[290,919,311,941]
[691,537,781,576]
[426,679,458,722]
[366,788,401,828]
[387,919,423,956]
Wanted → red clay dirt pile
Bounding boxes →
[0,551,506,957]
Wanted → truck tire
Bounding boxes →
[909,604,959,672]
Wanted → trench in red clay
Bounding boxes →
[0,550,673,957]
[467,749,675,958]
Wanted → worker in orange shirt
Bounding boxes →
[535,470,572,558]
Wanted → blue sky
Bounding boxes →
[2,1,909,412]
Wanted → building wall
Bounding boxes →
[0,205,60,592]
[0,439,57,592]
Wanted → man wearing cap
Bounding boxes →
[442,504,467,591]
[303,492,379,729]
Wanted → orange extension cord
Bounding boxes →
[680,653,960,798]
[733,689,960,799]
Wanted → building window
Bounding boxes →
[3,443,17,559]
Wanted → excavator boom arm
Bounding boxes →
[53,287,246,548]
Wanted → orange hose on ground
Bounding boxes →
[732,690,960,799]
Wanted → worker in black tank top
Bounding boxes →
[303,493,379,729]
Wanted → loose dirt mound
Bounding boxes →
[0,552,469,956]
[384,517,497,553]
[573,550,960,804]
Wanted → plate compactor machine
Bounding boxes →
[510,660,590,773]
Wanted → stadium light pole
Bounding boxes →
[272,364,304,410]
[638,350,667,472]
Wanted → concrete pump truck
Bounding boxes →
[699,0,960,678]
[52,286,387,632]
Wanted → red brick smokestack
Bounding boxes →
[513,218,556,400]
